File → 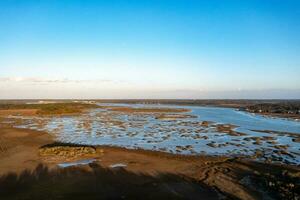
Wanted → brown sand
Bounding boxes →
[0,127,299,200]
[0,109,38,116]
[0,128,52,173]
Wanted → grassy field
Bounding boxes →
[0,103,98,115]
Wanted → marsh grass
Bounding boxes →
[0,103,98,115]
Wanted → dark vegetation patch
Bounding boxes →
[40,142,96,149]
[245,102,300,115]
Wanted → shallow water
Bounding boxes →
[190,106,300,133]
[7,103,300,165]
[110,163,127,168]
[58,159,97,168]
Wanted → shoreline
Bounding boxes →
[95,99,300,120]
[1,100,299,120]
[1,103,299,165]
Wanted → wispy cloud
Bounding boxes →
[0,77,125,84]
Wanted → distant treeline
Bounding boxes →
[245,102,300,114]
[96,99,300,107]
[96,99,300,115]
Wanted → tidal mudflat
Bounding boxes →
[3,103,300,165]
[1,103,300,199]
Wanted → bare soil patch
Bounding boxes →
[0,109,38,116]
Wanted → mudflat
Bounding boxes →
[0,102,299,199]
[0,128,52,173]
[0,127,299,199]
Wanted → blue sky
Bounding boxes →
[0,0,299,99]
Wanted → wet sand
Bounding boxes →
[0,127,299,199]
[0,127,52,173]
[4,104,299,164]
